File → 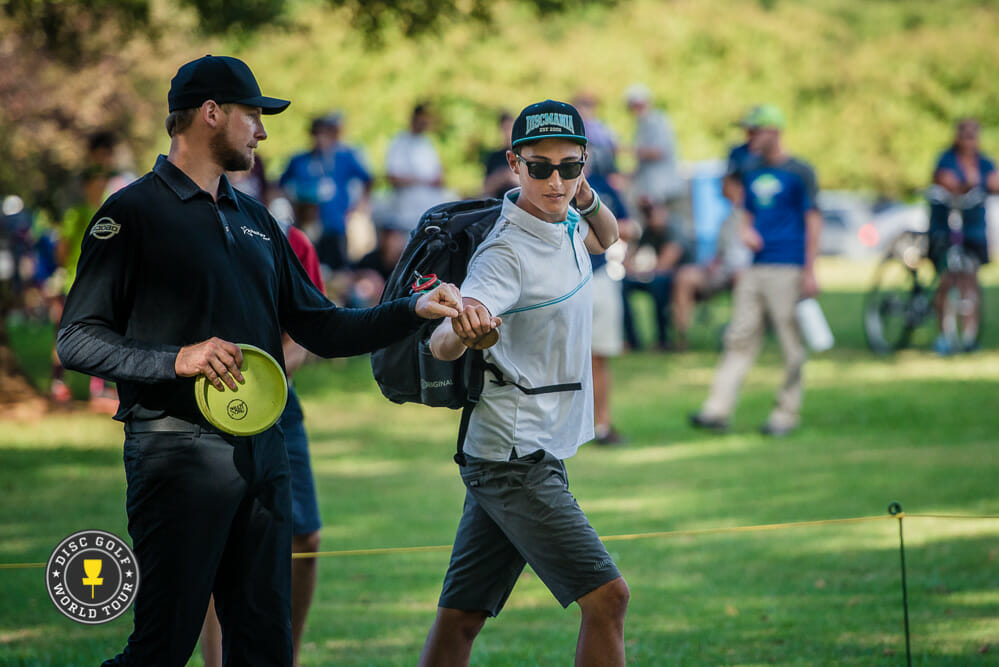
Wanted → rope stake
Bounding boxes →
[889,502,912,667]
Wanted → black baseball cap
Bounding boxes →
[168,55,290,115]
[511,100,587,149]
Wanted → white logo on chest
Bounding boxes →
[241,226,271,242]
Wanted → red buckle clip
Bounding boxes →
[411,273,441,293]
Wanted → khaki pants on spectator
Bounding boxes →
[701,264,806,428]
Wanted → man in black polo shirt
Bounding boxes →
[57,55,461,667]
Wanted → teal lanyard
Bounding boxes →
[555,207,580,240]
[557,208,582,271]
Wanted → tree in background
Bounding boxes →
[1,0,615,216]
[0,0,615,403]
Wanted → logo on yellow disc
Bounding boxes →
[227,399,248,420]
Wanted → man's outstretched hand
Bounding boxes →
[415,282,462,320]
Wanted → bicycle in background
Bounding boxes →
[863,187,985,354]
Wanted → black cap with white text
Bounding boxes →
[511,100,587,148]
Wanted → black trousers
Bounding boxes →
[102,426,293,667]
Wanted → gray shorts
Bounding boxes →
[439,450,621,616]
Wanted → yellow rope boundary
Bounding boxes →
[3,512,995,570]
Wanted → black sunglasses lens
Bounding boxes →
[526,162,555,179]
[524,160,583,179]
[558,162,583,179]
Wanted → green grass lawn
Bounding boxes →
[2,259,998,665]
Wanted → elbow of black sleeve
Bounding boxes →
[55,324,84,373]
[56,322,179,383]
[56,322,109,377]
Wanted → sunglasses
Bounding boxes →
[516,155,585,180]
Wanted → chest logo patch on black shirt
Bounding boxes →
[90,217,121,240]
[241,226,270,242]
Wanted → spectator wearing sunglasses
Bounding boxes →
[421,100,630,666]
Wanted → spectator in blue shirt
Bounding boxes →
[928,118,999,354]
[279,112,372,271]
[691,105,822,437]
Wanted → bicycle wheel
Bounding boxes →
[863,256,935,354]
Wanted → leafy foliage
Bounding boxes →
[0,0,619,219]
[2,0,151,60]
[240,0,999,199]
[330,0,616,40]
[178,0,289,35]
[6,0,999,217]
[5,0,618,54]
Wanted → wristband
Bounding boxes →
[578,191,601,217]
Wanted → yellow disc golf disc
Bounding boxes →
[194,344,288,436]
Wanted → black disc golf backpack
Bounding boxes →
[370,198,503,463]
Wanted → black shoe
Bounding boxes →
[689,412,729,432]
[594,426,628,446]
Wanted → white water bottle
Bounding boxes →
[795,298,834,352]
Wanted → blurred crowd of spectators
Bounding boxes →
[2,86,765,409]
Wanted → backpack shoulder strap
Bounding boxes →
[454,404,474,466]
[454,349,485,466]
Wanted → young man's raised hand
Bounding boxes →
[451,300,501,350]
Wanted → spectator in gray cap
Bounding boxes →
[626,83,685,213]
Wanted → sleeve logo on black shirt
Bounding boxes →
[90,217,121,240]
